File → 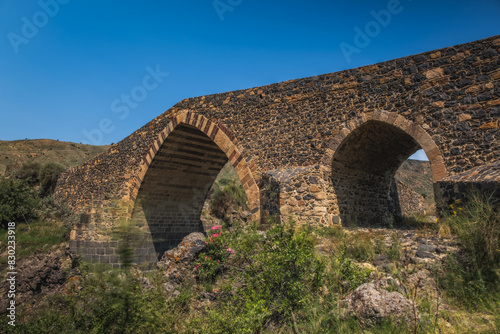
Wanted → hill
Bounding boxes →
[0,139,110,176]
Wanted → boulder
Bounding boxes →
[157,232,207,283]
[347,283,419,325]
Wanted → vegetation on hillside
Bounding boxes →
[0,139,109,177]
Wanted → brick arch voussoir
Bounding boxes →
[320,110,448,182]
[131,110,261,221]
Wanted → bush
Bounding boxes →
[0,178,39,227]
[209,177,248,220]
[240,221,325,324]
[13,162,41,185]
[39,162,65,197]
[196,225,233,283]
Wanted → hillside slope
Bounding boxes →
[0,139,110,176]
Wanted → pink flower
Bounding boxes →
[211,225,222,230]
[212,233,220,238]
[195,264,200,269]
[226,248,234,254]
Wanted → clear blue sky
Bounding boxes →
[1,1,499,161]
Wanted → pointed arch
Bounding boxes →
[131,110,260,218]
[320,110,448,225]
[128,110,260,259]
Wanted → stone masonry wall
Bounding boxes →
[396,181,425,216]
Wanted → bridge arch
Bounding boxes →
[321,110,448,225]
[129,110,260,260]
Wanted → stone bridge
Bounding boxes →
[55,35,500,266]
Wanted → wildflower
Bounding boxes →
[211,225,222,230]
[226,248,234,254]
[212,233,220,238]
[195,264,200,269]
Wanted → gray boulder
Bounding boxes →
[157,232,206,283]
[347,283,419,325]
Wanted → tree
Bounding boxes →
[0,178,39,227]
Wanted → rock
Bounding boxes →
[373,254,389,266]
[162,282,180,298]
[416,250,435,259]
[377,262,396,274]
[141,277,154,291]
[158,232,206,268]
[347,283,419,325]
[373,276,407,294]
[417,244,437,253]
[200,291,217,301]
[407,269,437,291]
[157,232,207,283]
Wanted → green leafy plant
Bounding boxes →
[0,178,39,227]
[335,244,371,291]
[196,225,233,283]
[209,177,248,220]
[13,162,41,185]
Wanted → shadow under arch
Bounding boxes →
[129,110,260,262]
[321,110,448,226]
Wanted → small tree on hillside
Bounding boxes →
[0,178,39,227]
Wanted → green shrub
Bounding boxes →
[240,222,325,324]
[13,162,41,185]
[334,244,371,291]
[39,162,65,197]
[386,232,402,261]
[195,225,232,283]
[0,178,39,227]
[209,177,248,219]
[344,233,376,262]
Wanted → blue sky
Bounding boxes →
[1,1,499,161]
